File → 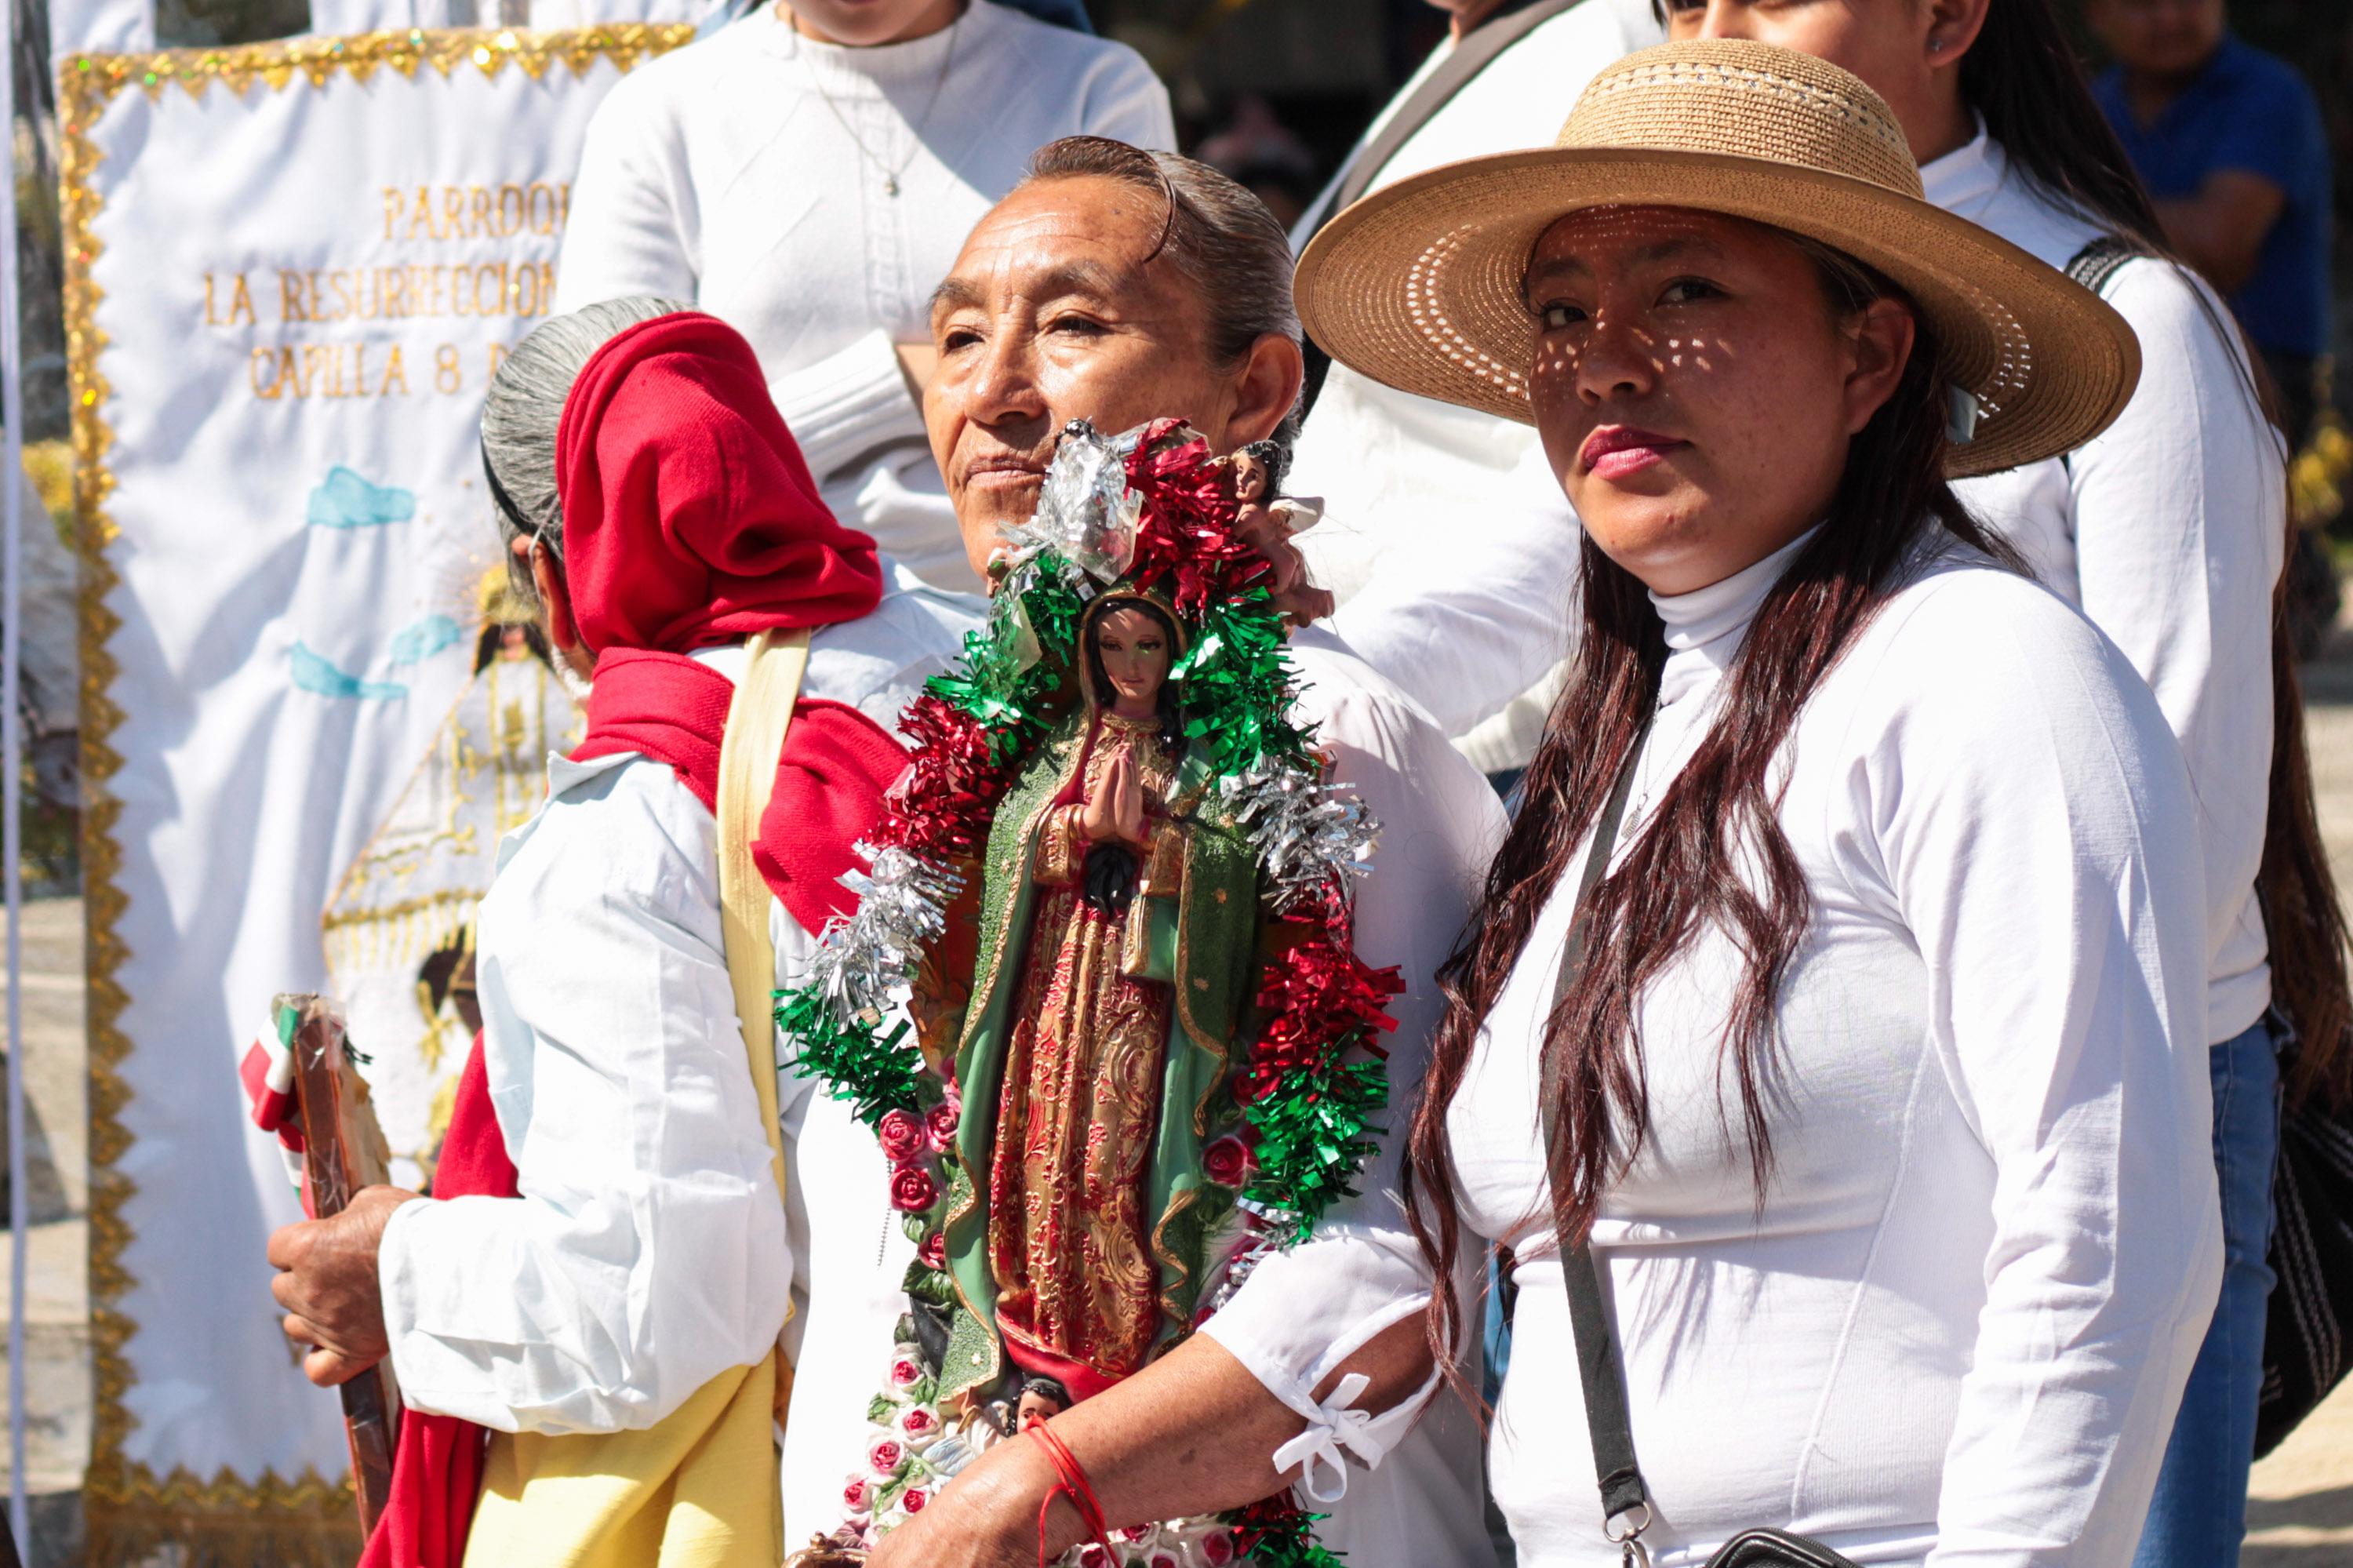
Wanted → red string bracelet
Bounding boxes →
[1025,1418,1119,1568]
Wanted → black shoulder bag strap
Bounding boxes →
[1535,726,1866,1568]
[2062,235,2137,299]
[2053,238,2137,480]
[1538,717,1655,1543]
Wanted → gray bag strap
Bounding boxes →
[1538,717,1654,1539]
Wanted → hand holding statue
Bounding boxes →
[1230,448,1335,629]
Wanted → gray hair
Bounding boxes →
[482,295,686,598]
[1020,137,1302,454]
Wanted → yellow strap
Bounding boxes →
[715,628,807,1205]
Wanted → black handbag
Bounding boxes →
[2257,1082,2353,1456]
[1540,731,1861,1568]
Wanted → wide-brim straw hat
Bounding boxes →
[1295,39,2141,478]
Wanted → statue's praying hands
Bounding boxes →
[1080,748,1149,848]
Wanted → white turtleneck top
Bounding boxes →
[553,0,1173,588]
[1207,532,2221,1567]
[1927,126,2282,1049]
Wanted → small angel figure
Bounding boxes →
[1230,442,1333,628]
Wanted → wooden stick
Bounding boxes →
[278,994,402,1534]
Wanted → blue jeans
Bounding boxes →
[2131,1012,2285,1567]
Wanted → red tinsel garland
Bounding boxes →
[876,693,1014,860]
[1252,933,1404,1080]
[1122,419,1275,617]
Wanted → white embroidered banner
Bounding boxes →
[60,29,685,1558]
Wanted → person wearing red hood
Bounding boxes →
[263,298,980,1566]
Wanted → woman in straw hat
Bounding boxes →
[1660,6,2342,1560]
[862,41,2220,1568]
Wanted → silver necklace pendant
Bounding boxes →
[884,174,899,197]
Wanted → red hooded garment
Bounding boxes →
[362,312,904,1568]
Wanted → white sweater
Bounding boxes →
[1206,531,2221,1567]
[1929,126,2282,1047]
[554,0,1173,588]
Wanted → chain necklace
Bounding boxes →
[790,5,962,198]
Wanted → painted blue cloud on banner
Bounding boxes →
[389,615,464,665]
[291,641,407,700]
[307,467,416,529]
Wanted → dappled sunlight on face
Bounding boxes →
[1522,206,1864,597]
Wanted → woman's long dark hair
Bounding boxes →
[1402,246,2025,1382]
[1966,0,2353,1101]
[1079,598,1184,917]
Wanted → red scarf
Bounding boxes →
[362,311,905,1568]
[551,311,884,657]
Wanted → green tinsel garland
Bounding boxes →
[775,991,925,1130]
[1243,1057,1390,1243]
[1221,1501,1347,1568]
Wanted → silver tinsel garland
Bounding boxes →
[799,842,964,1021]
[1218,756,1381,914]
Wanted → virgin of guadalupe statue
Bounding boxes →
[781,421,1388,1565]
[945,591,1260,1407]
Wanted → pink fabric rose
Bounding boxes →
[902,1487,929,1514]
[889,1357,922,1388]
[926,1098,961,1150]
[1202,1135,1255,1188]
[867,1437,904,1475]
[890,1163,939,1213]
[842,1475,871,1512]
[900,1406,936,1436]
[878,1108,927,1163]
[1203,1530,1235,1564]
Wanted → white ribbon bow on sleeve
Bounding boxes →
[1270,1371,1379,1504]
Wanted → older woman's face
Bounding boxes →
[926,175,1302,582]
[1525,206,1914,596]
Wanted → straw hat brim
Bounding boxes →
[1296,144,2142,479]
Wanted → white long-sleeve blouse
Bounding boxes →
[1206,532,2222,1567]
[553,0,1173,589]
[1929,126,2282,1049]
[376,566,979,1435]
